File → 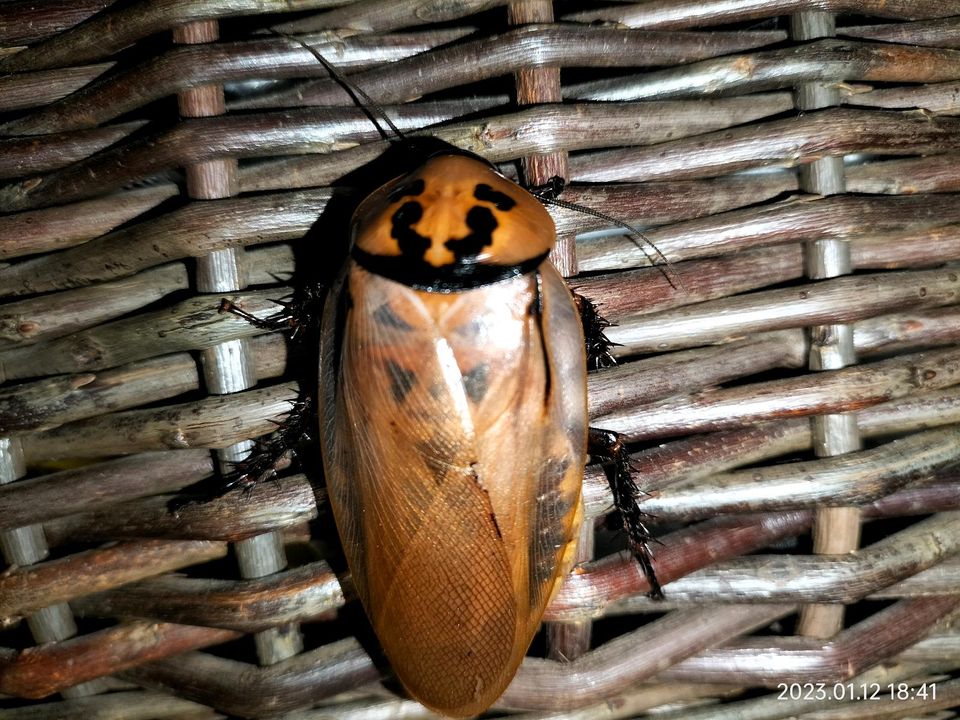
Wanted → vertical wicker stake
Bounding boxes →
[172,20,304,665]
[791,11,862,640]
[507,0,589,664]
[507,0,575,278]
[0,438,106,697]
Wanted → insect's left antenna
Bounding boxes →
[266,27,407,143]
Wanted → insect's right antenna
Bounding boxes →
[266,27,406,144]
[533,184,686,293]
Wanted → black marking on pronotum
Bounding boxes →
[462,363,488,404]
[445,206,497,261]
[386,360,417,402]
[474,183,517,211]
[390,199,499,266]
[353,249,549,292]
[388,178,426,204]
[391,201,432,259]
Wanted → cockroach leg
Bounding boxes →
[528,175,566,201]
[168,394,315,513]
[225,394,315,492]
[573,293,619,370]
[220,283,325,339]
[588,427,664,599]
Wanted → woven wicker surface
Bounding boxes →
[2,1,960,718]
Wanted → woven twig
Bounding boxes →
[2,1,960,718]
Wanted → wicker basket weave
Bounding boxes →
[2,1,960,718]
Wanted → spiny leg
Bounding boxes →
[589,427,663,599]
[573,292,617,370]
[220,282,325,339]
[224,394,315,492]
[169,394,316,512]
[214,284,326,488]
[172,285,324,511]
[528,175,566,201]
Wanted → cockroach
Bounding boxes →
[316,151,662,717]
[223,36,664,718]
[320,151,586,716]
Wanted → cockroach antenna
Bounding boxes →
[531,179,686,293]
[266,27,407,143]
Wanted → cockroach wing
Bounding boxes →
[320,261,586,717]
